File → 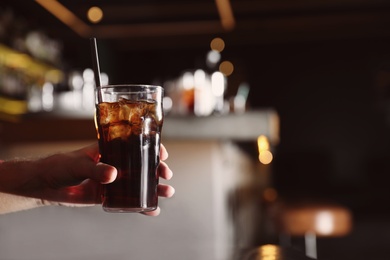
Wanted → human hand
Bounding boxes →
[0,143,174,215]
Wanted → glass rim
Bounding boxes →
[99,84,163,91]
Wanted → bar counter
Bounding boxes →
[0,109,279,145]
[0,110,280,260]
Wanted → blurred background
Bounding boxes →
[1,0,390,259]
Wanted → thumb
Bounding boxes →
[70,159,117,184]
[94,163,117,184]
[68,145,117,184]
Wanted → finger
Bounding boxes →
[61,154,117,186]
[95,163,117,184]
[142,206,161,217]
[159,144,168,161]
[41,179,103,205]
[157,184,175,198]
[158,161,173,180]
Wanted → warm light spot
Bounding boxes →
[259,150,273,164]
[257,135,272,164]
[219,61,234,76]
[45,69,63,84]
[0,96,28,115]
[36,0,92,37]
[87,6,103,23]
[315,211,334,235]
[257,135,270,152]
[210,37,225,52]
[215,0,236,31]
[258,244,280,259]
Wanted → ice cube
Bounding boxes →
[98,102,121,125]
[129,112,143,135]
[98,100,163,137]
[118,102,130,121]
[144,101,162,127]
[109,123,131,141]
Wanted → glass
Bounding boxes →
[95,84,164,212]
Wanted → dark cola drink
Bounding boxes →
[96,98,163,212]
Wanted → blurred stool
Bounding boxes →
[274,201,352,259]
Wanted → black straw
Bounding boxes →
[90,37,103,103]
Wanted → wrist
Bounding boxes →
[0,158,42,196]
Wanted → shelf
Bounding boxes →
[0,44,63,83]
[163,110,279,143]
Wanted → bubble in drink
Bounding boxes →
[96,98,163,212]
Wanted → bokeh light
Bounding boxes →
[87,6,103,23]
[259,150,273,165]
[219,61,234,76]
[182,72,194,90]
[258,244,280,259]
[257,135,270,151]
[206,50,221,66]
[211,71,225,96]
[315,211,334,235]
[257,135,273,164]
[210,37,225,52]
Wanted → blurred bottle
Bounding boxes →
[231,82,250,114]
[164,69,230,117]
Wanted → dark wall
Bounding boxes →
[239,38,390,216]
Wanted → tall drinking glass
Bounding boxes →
[95,85,164,213]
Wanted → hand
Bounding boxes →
[0,143,174,215]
